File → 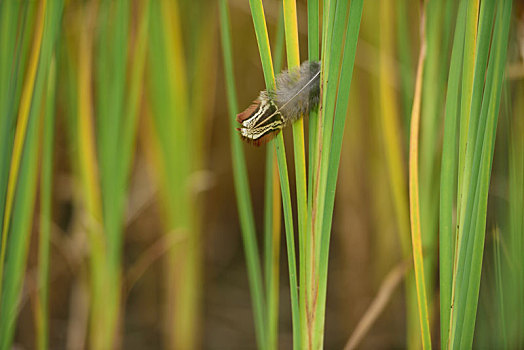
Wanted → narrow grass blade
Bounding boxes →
[313,0,350,254]
[396,0,414,139]
[281,1,309,347]
[264,148,281,350]
[419,0,453,303]
[120,0,150,184]
[219,2,267,348]
[247,0,301,347]
[378,0,411,259]
[408,19,432,350]
[504,81,524,348]
[35,57,57,350]
[313,1,364,347]
[265,10,285,349]
[378,2,418,348]
[456,0,494,247]
[507,81,524,347]
[274,133,301,349]
[456,0,479,231]
[305,0,319,346]
[0,0,24,234]
[492,228,508,349]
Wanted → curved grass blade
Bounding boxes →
[408,18,432,350]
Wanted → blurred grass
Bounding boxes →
[148,0,217,347]
[0,0,47,296]
[0,0,63,348]
[377,1,418,349]
[35,57,57,350]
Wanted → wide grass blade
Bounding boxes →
[312,1,364,347]
[419,0,454,306]
[93,1,131,346]
[439,0,467,345]
[148,0,207,347]
[456,0,480,234]
[449,0,512,347]
[456,0,494,245]
[75,5,106,347]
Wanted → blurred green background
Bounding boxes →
[0,0,523,349]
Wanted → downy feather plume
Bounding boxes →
[236,60,321,146]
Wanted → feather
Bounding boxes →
[237,60,321,146]
[274,60,321,125]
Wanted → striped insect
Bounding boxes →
[237,60,321,146]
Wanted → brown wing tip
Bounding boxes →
[236,100,261,123]
[238,129,280,147]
